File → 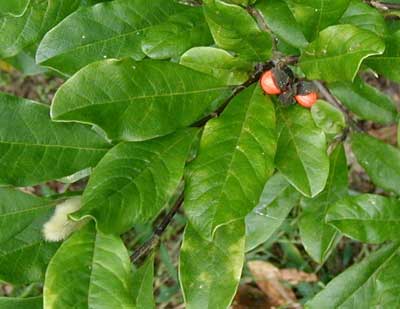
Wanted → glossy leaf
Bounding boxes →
[366,30,400,83]
[330,77,398,125]
[180,47,252,86]
[51,59,229,142]
[0,0,30,16]
[141,8,212,60]
[184,86,276,239]
[132,256,155,309]
[72,129,198,235]
[256,0,308,49]
[327,194,400,243]
[286,0,351,41]
[311,100,346,135]
[340,0,387,37]
[352,133,400,195]
[0,93,110,186]
[275,104,329,198]
[0,0,80,58]
[299,145,347,263]
[245,173,301,252]
[44,223,136,308]
[306,242,400,308]
[203,0,273,61]
[0,297,42,309]
[299,24,385,82]
[36,0,189,75]
[179,220,245,309]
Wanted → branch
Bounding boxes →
[366,0,400,10]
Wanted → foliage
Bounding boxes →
[0,0,400,308]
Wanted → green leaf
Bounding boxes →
[299,145,347,263]
[44,222,136,308]
[141,8,212,60]
[0,297,42,309]
[51,59,229,142]
[311,100,346,135]
[185,85,276,239]
[366,30,400,83]
[352,133,400,195]
[306,242,400,308]
[275,104,329,198]
[329,77,398,125]
[327,194,400,244]
[203,0,273,61]
[0,0,81,58]
[0,0,30,17]
[36,0,189,75]
[286,0,351,41]
[180,47,252,86]
[72,129,197,235]
[299,24,385,82]
[0,198,59,284]
[0,93,110,186]
[245,173,301,252]
[132,256,155,309]
[340,0,387,37]
[256,0,308,49]
[179,220,245,309]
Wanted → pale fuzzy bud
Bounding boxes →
[43,196,85,242]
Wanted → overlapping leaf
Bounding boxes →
[299,24,385,82]
[299,145,347,263]
[132,256,155,309]
[203,0,273,61]
[44,222,137,308]
[0,0,30,16]
[0,0,81,58]
[0,93,110,186]
[51,59,230,141]
[352,133,400,195]
[311,100,346,135]
[306,242,400,308]
[0,297,42,309]
[245,173,301,252]
[275,104,329,198]
[330,77,398,125]
[36,0,191,74]
[184,85,276,239]
[327,194,400,243]
[71,129,198,235]
[179,220,245,309]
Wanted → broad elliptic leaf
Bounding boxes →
[275,104,329,198]
[256,0,308,49]
[185,85,276,239]
[51,59,229,142]
[141,8,212,60]
[44,223,136,309]
[132,256,155,309]
[306,242,400,309]
[286,0,351,41]
[0,93,110,186]
[311,100,346,135]
[299,24,385,82]
[339,0,387,37]
[330,77,398,125]
[72,129,198,235]
[0,0,30,17]
[352,133,400,195]
[245,173,301,252]
[36,0,190,75]
[180,47,252,86]
[366,30,400,83]
[179,220,245,309]
[299,145,347,263]
[0,297,42,309]
[0,192,59,284]
[0,0,81,58]
[203,0,273,61]
[327,194,400,244]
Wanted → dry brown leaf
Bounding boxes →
[280,268,318,285]
[232,284,270,309]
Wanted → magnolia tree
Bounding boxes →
[0,0,400,308]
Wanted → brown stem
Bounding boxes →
[367,0,400,10]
